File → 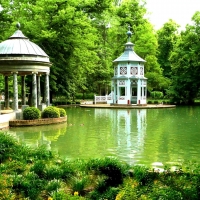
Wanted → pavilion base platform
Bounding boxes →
[80,103,176,109]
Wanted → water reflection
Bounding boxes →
[8,122,67,151]
[102,109,147,164]
[7,106,200,168]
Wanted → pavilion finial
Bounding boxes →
[126,25,132,42]
[16,22,20,30]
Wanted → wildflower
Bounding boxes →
[115,193,122,200]
[48,197,53,200]
[115,191,124,200]
[74,191,79,196]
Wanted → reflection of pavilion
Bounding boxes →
[95,108,146,163]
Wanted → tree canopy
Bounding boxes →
[0,0,200,103]
[169,11,200,104]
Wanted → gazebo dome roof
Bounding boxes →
[0,23,51,75]
[0,29,48,57]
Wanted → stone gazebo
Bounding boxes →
[0,23,51,112]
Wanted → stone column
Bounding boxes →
[44,72,50,106]
[13,72,18,111]
[21,75,26,105]
[32,72,37,108]
[37,75,41,106]
[4,75,9,109]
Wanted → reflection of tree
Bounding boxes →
[42,122,68,142]
[9,122,68,144]
[23,132,41,141]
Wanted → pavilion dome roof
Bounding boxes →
[113,27,145,63]
[113,42,145,63]
[0,26,49,58]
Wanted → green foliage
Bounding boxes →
[90,186,119,200]
[20,172,45,199]
[168,11,200,104]
[86,157,128,188]
[75,93,94,100]
[45,179,62,193]
[23,107,41,120]
[69,173,90,196]
[30,160,46,178]
[157,19,180,78]
[59,108,66,117]
[150,91,164,99]
[46,165,64,180]
[42,106,60,118]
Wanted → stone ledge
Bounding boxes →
[9,116,67,127]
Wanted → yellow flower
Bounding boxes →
[48,197,53,200]
[74,191,79,196]
[115,191,125,200]
[115,193,122,200]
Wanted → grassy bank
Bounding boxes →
[0,132,200,200]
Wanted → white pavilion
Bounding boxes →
[111,27,147,105]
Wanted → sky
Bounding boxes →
[145,0,200,30]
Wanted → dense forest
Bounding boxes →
[0,0,200,104]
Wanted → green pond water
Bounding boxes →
[8,106,200,168]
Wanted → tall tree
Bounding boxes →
[4,0,99,100]
[157,19,179,78]
[169,11,200,104]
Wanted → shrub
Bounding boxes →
[150,91,164,99]
[154,100,159,104]
[69,172,90,196]
[90,187,119,200]
[23,107,41,120]
[42,106,60,118]
[59,108,66,117]
[86,158,128,187]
